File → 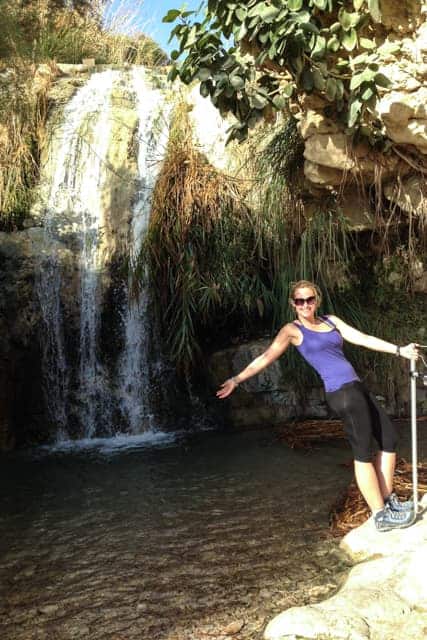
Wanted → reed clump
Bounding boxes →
[0,63,50,228]
[135,106,356,372]
[137,101,255,367]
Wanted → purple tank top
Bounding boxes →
[293,316,360,392]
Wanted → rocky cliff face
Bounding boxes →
[0,229,74,448]
[298,7,427,248]
[208,338,427,431]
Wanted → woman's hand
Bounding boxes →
[216,378,239,399]
[399,343,420,360]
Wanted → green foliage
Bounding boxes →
[135,110,358,371]
[164,0,388,142]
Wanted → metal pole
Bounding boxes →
[410,357,418,514]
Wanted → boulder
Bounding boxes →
[264,494,427,640]
[304,133,354,171]
[376,88,427,152]
[209,340,331,429]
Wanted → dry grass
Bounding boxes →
[138,101,251,366]
[330,458,427,536]
[0,63,50,228]
[278,417,427,536]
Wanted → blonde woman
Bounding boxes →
[217,280,418,532]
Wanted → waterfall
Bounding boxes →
[37,70,118,439]
[36,67,172,441]
[36,248,69,440]
[117,67,171,433]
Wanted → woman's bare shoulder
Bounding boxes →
[280,321,300,338]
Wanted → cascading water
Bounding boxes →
[36,248,69,440]
[117,68,171,433]
[36,67,172,441]
[37,69,119,438]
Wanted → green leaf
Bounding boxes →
[367,0,381,22]
[196,67,211,81]
[230,74,245,89]
[327,35,340,52]
[236,7,247,21]
[377,41,401,56]
[361,85,374,101]
[282,83,294,98]
[167,67,179,82]
[300,22,320,35]
[248,2,280,21]
[272,94,287,109]
[374,72,391,87]
[359,37,376,49]
[162,9,181,23]
[325,77,337,101]
[335,79,344,100]
[351,52,369,65]
[312,68,326,90]
[268,41,277,58]
[251,93,268,109]
[170,50,180,60]
[302,68,314,91]
[258,31,270,44]
[341,28,358,51]
[350,72,364,90]
[348,98,362,127]
[313,0,328,8]
[338,9,361,31]
[288,0,303,9]
[330,22,341,34]
[353,0,365,9]
[311,35,326,59]
[235,21,248,40]
[186,25,198,47]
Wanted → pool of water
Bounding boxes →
[0,427,355,640]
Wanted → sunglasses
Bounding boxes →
[293,295,316,307]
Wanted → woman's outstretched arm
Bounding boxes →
[328,315,419,360]
[216,324,296,399]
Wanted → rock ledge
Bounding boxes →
[264,494,427,640]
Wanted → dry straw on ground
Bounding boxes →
[278,418,427,535]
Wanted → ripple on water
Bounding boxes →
[0,428,353,640]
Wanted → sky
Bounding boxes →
[104,1,205,55]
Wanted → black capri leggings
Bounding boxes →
[325,380,398,462]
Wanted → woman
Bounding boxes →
[216,280,418,532]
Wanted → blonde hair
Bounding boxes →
[289,280,323,307]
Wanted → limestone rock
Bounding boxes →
[376,88,427,152]
[264,494,427,640]
[208,340,329,428]
[298,111,340,139]
[383,174,427,215]
[303,160,343,186]
[341,494,427,562]
[304,133,354,171]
